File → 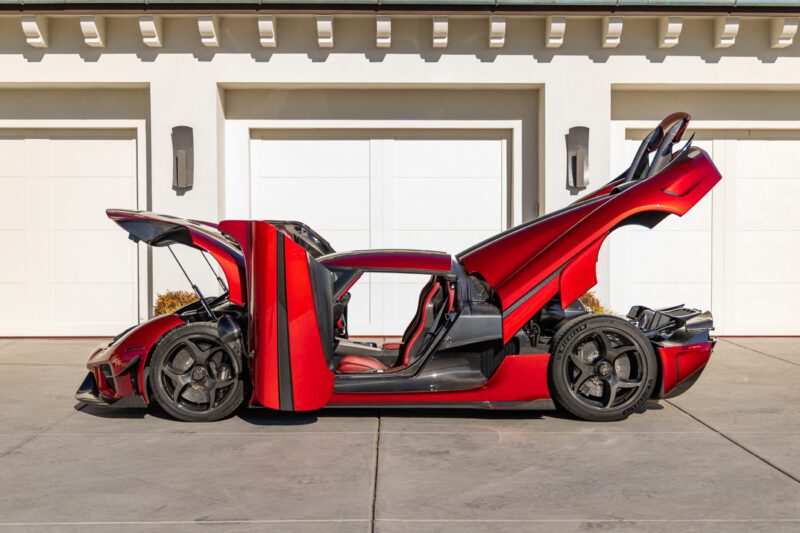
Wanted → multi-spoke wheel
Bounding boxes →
[549,315,657,421]
[149,322,244,422]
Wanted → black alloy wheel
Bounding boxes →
[549,314,657,421]
[150,322,244,422]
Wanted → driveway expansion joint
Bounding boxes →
[722,338,800,368]
[667,399,800,485]
[369,413,381,533]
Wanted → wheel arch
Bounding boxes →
[138,320,188,404]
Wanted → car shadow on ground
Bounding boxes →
[74,400,664,425]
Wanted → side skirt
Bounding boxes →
[325,399,556,410]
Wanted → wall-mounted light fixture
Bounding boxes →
[172,126,194,194]
[566,126,589,191]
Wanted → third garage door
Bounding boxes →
[609,130,800,335]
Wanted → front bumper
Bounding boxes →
[75,371,108,405]
[75,370,147,408]
[76,314,185,408]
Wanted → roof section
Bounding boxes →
[320,250,452,274]
[2,1,799,9]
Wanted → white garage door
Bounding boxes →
[0,131,139,337]
[609,130,800,335]
[249,130,508,335]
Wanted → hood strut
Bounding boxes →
[167,245,217,321]
[201,251,228,293]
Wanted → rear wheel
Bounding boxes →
[549,315,657,422]
[149,323,244,422]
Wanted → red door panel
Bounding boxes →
[283,238,335,411]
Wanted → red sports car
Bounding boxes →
[77,112,720,422]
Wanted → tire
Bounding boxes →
[549,314,657,422]
[149,322,244,422]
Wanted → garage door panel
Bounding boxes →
[50,178,134,230]
[618,282,711,315]
[0,178,26,229]
[346,274,430,336]
[615,130,800,334]
[344,281,371,332]
[610,138,713,323]
[382,276,430,335]
[726,284,799,333]
[393,139,502,179]
[735,140,800,179]
[251,177,369,230]
[655,194,712,232]
[50,138,135,179]
[0,132,138,336]
[0,138,25,177]
[613,229,711,285]
[51,283,135,327]
[251,139,370,179]
[50,231,134,284]
[385,230,495,255]
[250,133,507,335]
[0,231,27,282]
[734,178,800,231]
[0,285,26,328]
[732,231,800,283]
[389,178,502,231]
[721,137,800,334]
[317,230,370,253]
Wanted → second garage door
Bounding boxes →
[249,130,509,335]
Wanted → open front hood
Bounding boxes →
[107,209,247,306]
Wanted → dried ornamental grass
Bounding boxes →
[154,290,198,316]
[579,291,609,314]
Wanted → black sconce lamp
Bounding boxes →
[566,126,589,191]
[172,126,194,194]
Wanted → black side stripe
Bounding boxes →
[276,235,294,411]
[502,269,562,319]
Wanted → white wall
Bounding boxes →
[2,13,800,319]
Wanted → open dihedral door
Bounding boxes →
[221,220,335,411]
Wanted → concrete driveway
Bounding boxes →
[0,337,798,532]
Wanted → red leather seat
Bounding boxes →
[336,279,446,374]
[337,355,389,373]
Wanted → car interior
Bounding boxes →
[333,274,453,374]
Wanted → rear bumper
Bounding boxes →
[656,340,714,398]
[663,361,708,399]
[627,305,715,399]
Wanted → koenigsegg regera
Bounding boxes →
[76,112,721,422]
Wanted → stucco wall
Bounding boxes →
[2,12,800,312]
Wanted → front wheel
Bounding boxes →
[549,314,657,422]
[149,322,244,422]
